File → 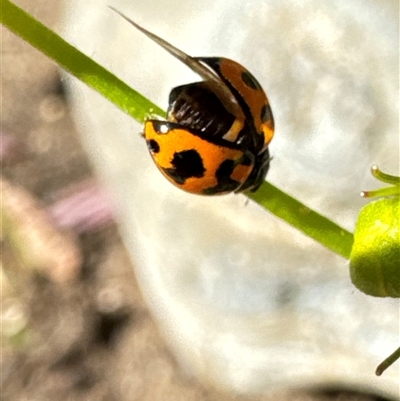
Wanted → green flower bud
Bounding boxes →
[350,197,400,297]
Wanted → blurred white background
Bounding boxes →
[62,0,399,397]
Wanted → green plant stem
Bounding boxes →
[375,347,400,376]
[361,185,400,199]
[1,0,354,258]
[0,0,164,122]
[247,183,353,258]
[371,165,400,185]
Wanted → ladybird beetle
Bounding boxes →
[111,8,274,195]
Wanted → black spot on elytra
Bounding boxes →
[147,139,160,153]
[202,159,240,195]
[241,70,262,90]
[260,104,272,123]
[163,149,205,184]
[216,159,235,180]
[241,152,253,166]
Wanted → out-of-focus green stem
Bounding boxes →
[375,347,400,376]
[1,0,354,258]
